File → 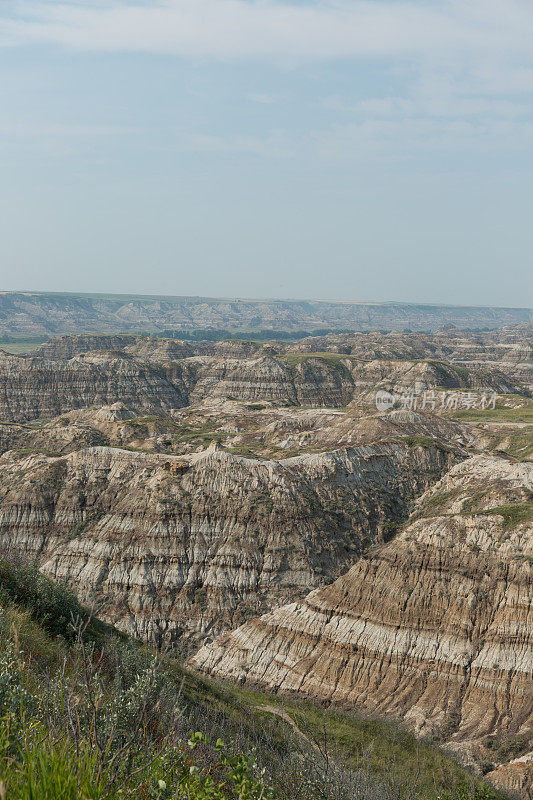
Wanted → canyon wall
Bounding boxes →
[192,455,533,771]
[0,442,453,649]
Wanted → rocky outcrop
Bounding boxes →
[34,334,199,362]
[0,320,530,795]
[487,755,533,799]
[1,336,524,423]
[192,454,533,789]
[34,334,146,360]
[190,355,356,407]
[283,329,533,390]
[267,408,474,453]
[0,350,193,421]
[0,441,454,649]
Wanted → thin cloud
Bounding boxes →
[2,0,532,167]
[1,0,533,61]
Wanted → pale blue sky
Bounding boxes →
[0,0,532,306]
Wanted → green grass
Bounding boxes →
[225,441,266,457]
[11,447,57,458]
[449,405,533,424]
[415,487,463,517]
[469,500,533,529]
[500,428,533,461]
[418,492,533,528]
[480,427,533,461]
[0,558,510,800]
[122,416,223,448]
[0,720,107,800]
[0,558,110,642]
[231,688,500,800]
[426,361,471,380]
[172,420,222,446]
[0,341,43,354]
[401,435,453,454]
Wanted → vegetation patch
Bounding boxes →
[401,435,453,454]
[416,487,463,517]
[0,339,47,354]
[469,500,533,530]
[172,420,222,446]
[489,427,533,462]
[0,557,509,800]
[427,360,471,381]
[449,405,533,424]
[282,352,355,370]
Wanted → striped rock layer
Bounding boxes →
[0,441,451,649]
[192,455,533,778]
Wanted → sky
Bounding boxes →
[0,0,532,307]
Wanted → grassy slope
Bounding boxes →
[0,341,43,354]
[445,402,533,461]
[448,405,533,425]
[0,558,509,800]
[477,426,533,461]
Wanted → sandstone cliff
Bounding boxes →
[0,441,453,649]
[1,336,525,423]
[192,454,533,791]
[0,350,193,422]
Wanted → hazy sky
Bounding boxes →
[0,0,532,306]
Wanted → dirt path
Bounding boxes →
[256,704,321,754]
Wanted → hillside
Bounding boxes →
[1,291,532,335]
[0,327,530,797]
[193,454,533,797]
[0,327,530,423]
[0,556,509,799]
[0,442,454,648]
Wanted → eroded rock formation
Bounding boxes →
[192,454,533,788]
[0,327,531,795]
[0,441,453,649]
[1,328,528,422]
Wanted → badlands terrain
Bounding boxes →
[0,324,531,797]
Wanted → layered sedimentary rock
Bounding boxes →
[192,455,533,773]
[190,355,357,407]
[1,336,524,423]
[269,408,474,453]
[32,328,533,390]
[1,323,531,795]
[0,418,108,455]
[0,350,192,422]
[487,755,533,799]
[33,334,257,362]
[0,441,453,648]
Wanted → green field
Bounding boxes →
[449,404,533,424]
[0,337,47,354]
[0,342,41,354]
